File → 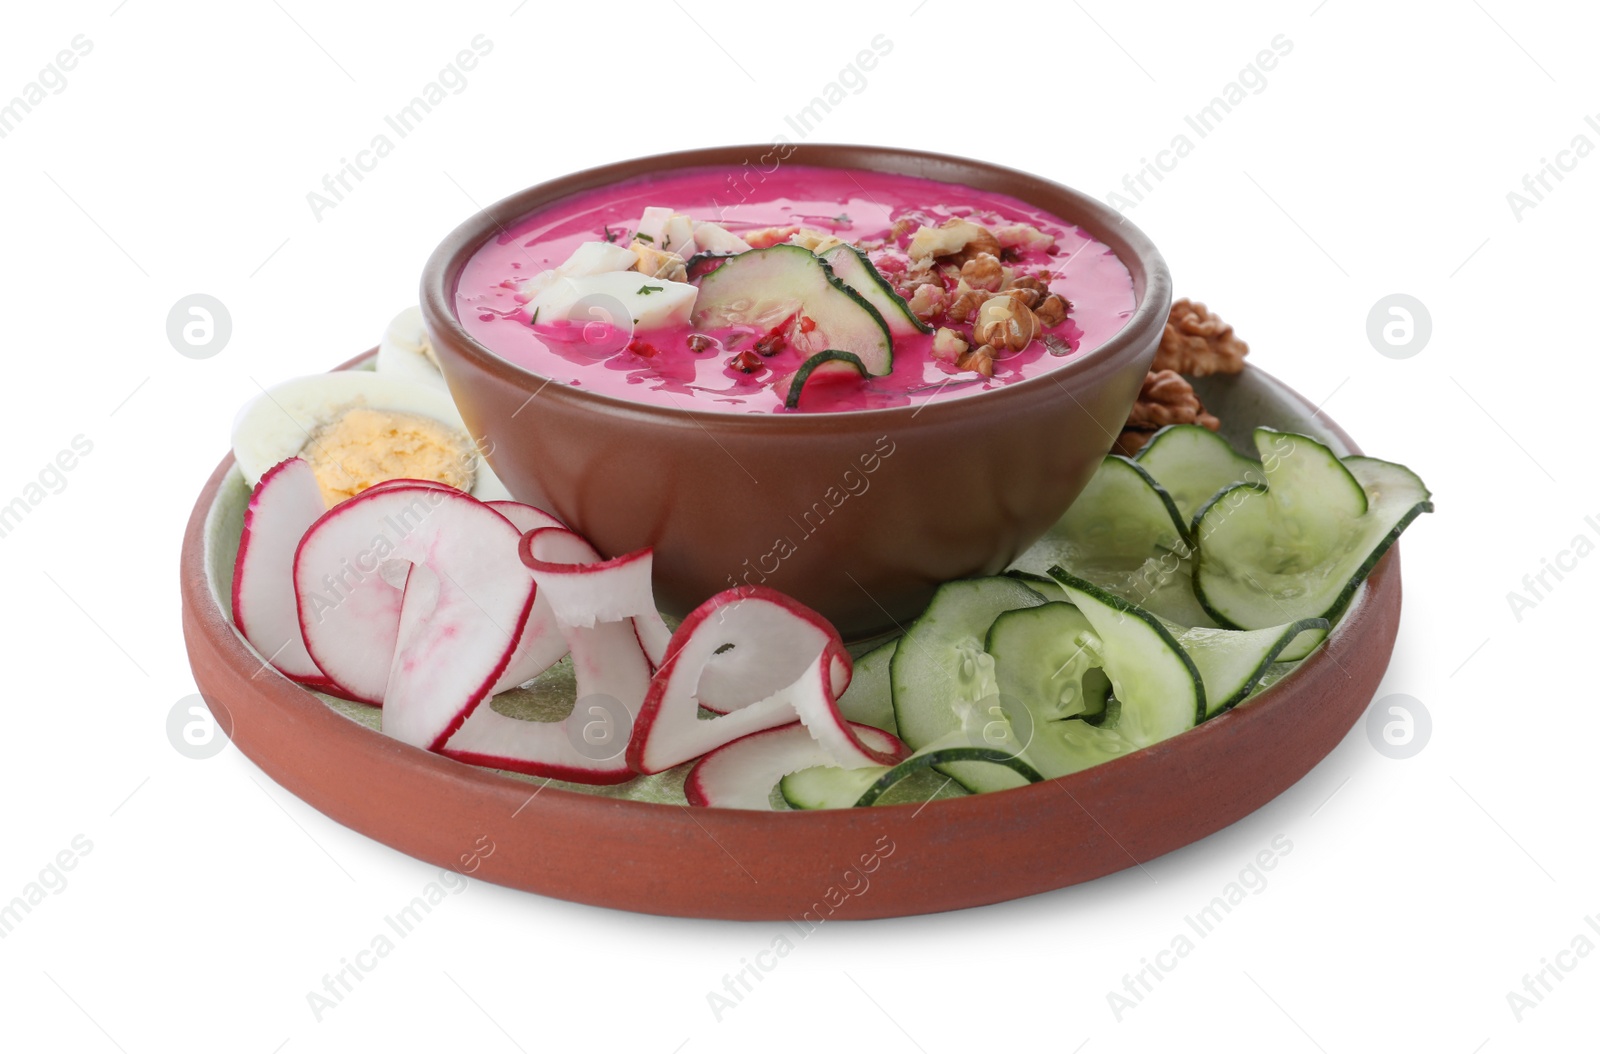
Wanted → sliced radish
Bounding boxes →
[485,501,569,694]
[686,721,910,810]
[628,586,891,775]
[231,458,335,687]
[518,528,673,667]
[294,484,530,716]
[442,527,652,782]
[377,492,536,749]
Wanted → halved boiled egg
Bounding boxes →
[375,306,447,390]
[232,370,511,508]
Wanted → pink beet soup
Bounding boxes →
[455,165,1135,413]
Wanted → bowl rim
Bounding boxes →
[419,143,1172,428]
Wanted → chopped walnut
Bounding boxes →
[1154,298,1249,376]
[960,253,1004,292]
[1125,370,1222,432]
[957,346,995,377]
[907,218,1001,263]
[946,286,991,324]
[1002,273,1049,307]
[906,283,950,323]
[1033,293,1071,328]
[743,225,801,249]
[975,290,1039,353]
[931,327,968,365]
[788,227,845,255]
[631,244,688,282]
[888,211,936,244]
[994,222,1056,253]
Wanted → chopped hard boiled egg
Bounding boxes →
[518,240,639,300]
[232,371,511,507]
[527,271,698,333]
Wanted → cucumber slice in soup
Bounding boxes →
[691,244,894,375]
[1046,570,1204,746]
[819,244,931,336]
[1134,424,1262,525]
[1193,445,1432,630]
[784,350,868,409]
[837,638,897,733]
[889,576,1047,793]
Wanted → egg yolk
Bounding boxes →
[298,407,478,506]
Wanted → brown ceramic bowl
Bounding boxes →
[420,145,1171,640]
[182,356,1402,920]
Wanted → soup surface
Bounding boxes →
[455,165,1135,413]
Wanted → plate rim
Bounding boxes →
[182,358,1400,919]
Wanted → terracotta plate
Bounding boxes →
[182,359,1400,920]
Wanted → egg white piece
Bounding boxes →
[518,240,640,300]
[528,271,699,332]
[232,370,511,502]
[376,306,447,390]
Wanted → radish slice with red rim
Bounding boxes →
[441,526,652,782]
[376,490,537,749]
[295,484,534,734]
[231,458,336,688]
[686,721,910,810]
[518,528,673,667]
[484,501,568,693]
[628,586,889,775]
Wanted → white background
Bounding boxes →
[0,0,1591,1050]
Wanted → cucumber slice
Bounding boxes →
[1249,428,1368,559]
[1134,424,1261,525]
[780,738,1043,810]
[784,350,868,409]
[1193,445,1432,630]
[985,603,1110,722]
[819,244,931,336]
[1045,570,1204,746]
[889,576,1047,793]
[1011,456,1214,628]
[837,638,897,734]
[1060,455,1189,557]
[1004,569,1068,602]
[1174,620,1330,717]
[1022,718,1140,781]
[690,244,894,375]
